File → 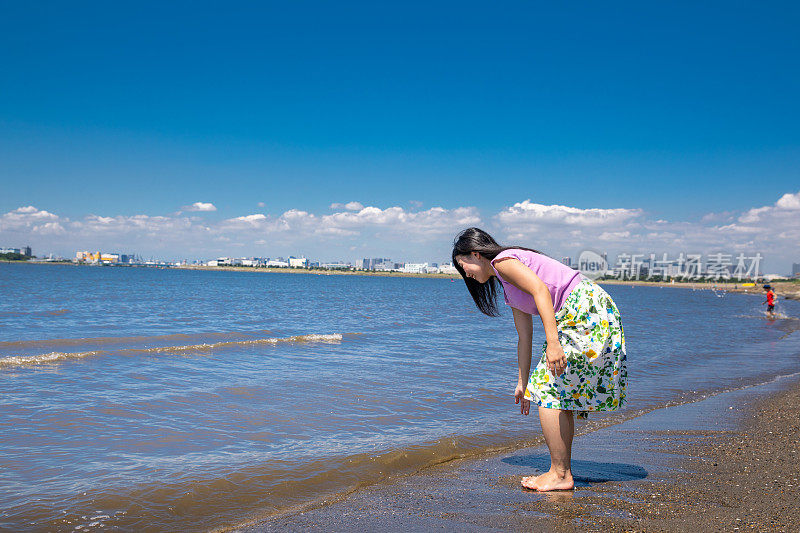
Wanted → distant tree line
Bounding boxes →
[0,252,30,261]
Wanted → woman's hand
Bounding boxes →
[514,383,530,415]
[545,338,568,376]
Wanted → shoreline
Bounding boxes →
[174,265,460,279]
[7,261,800,299]
[582,374,800,531]
[4,261,461,279]
[239,373,800,532]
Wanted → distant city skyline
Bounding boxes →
[1,189,799,273]
[1,3,799,272]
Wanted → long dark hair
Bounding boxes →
[451,227,545,317]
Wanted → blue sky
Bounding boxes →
[1,2,799,271]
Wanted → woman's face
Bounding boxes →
[456,252,492,283]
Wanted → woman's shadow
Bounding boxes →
[502,454,648,487]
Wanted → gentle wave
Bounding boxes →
[0,333,345,368]
[6,431,527,532]
[0,330,273,350]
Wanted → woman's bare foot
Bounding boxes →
[528,470,574,492]
[520,475,539,490]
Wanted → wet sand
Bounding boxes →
[234,374,800,532]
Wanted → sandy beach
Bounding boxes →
[239,374,800,532]
[583,377,800,532]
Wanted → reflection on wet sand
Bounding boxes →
[503,454,649,487]
[250,376,798,532]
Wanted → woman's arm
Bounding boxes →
[512,307,533,415]
[495,258,567,375]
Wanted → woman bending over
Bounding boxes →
[452,227,628,491]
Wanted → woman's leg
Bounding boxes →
[521,406,575,491]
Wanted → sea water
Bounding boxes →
[1,263,798,531]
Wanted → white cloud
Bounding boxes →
[776,191,800,210]
[713,191,800,254]
[0,206,61,234]
[700,211,735,223]
[493,200,643,250]
[230,214,268,225]
[319,205,480,237]
[497,200,642,228]
[739,191,800,223]
[215,204,481,241]
[597,231,631,241]
[32,222,66,235]
[2,205,58,222]
[330,201,365,211]
[2,191,797,270]
[490,192,800,272]
[183,202,217,212]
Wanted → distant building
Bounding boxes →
[75,251,133,264]
[266,259,289,267]
[438,262,458,275]
[23,246,32,257]
[288,256,308,268]
[561,256,572,267]
[373,259,396,271]
[358,258,395,270]
[793,263,800,278]
[75,251,99,263]
[401,262,429,274]
[320,262,350,269]
[0,247,22,255]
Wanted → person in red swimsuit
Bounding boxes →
[763,285,776,317]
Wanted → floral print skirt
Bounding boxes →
[524,278,628,419]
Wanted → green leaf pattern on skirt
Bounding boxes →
[525,278,628,419]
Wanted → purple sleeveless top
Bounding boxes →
[489,248,585,315]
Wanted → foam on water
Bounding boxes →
[0,333,345,368]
